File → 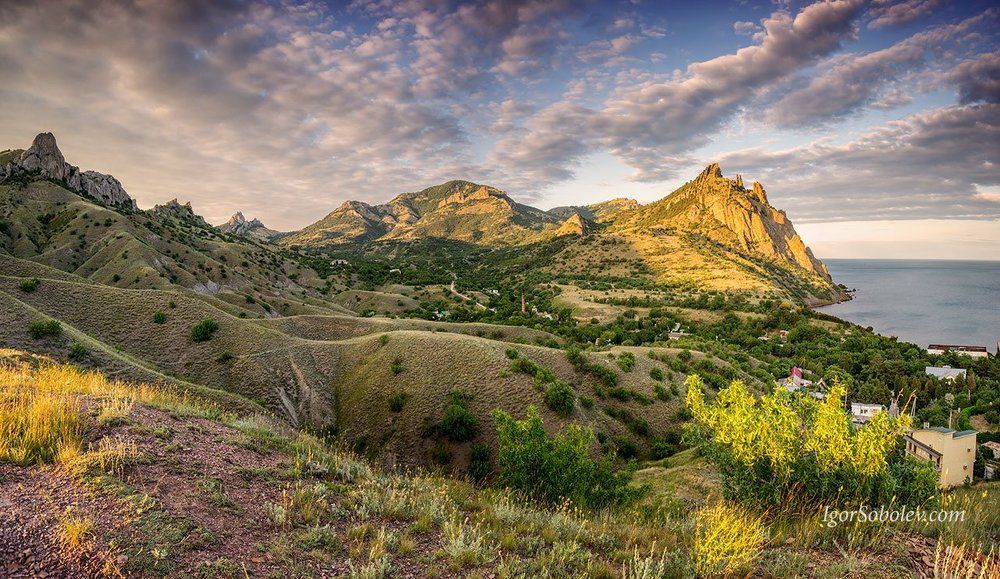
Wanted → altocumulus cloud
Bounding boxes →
[719,103,1000,222]
[0,0,996,228]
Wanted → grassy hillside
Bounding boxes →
[4,354,995,578]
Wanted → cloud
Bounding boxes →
[766,11,995,128]
[868,0,940,29]
[718,104,1000,221]
[733,20,762,37]
[492,0,865,185]
[948,51,1000,104]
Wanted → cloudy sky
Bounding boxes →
[1,0,997,258]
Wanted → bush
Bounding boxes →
[492,406,640,509]
[153,311,167,324]
[438,391,478,442]
[505,347,519,360]
[580,397,594,409]
[388,391,408,413]
[616,352,635,372]
[29,319,62,339]
[649,367,664,381]
[68,342,87,362]
[190,318,219,342]
[390,357,404,375]
[686,375,930,508]
[544,381,575,416]
[468,442,491,483]
[19,278,40,293]
[216,352,234,363]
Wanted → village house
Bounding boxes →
[850,402,885,426]
[904,426,977,488]
[927,344,989,359]
[778,367,826,399]
[925,366,967,381]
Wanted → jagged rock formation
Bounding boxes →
[610,163,831,280]
[0,133,138,210]
[218,212,280,241]
[152,199,213,229]
[554,213,592,237]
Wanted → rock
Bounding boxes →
[3,132,137,210]
[554,212,592,238]
[218,211,279,240]
[80,170,137,210]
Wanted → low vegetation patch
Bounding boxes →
[190,318,219,342]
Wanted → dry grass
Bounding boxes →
[694,501,766,577]
[56,512,95,553]
[0,375,82,465]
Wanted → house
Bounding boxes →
[330,259,349,266]
[904,426,977,488]
[778,367,826,399]
[925,366,967,382]
[927,344,989,359]
[850,403,885,426]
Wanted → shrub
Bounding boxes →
[19,278,40,292]
[29,319,62,339]
[390,357,404,375]
[492,406,641,509]
[616,352,635,372]
[68,342,87,362]
[388,391,408,413]
[544,381,575,416]
[580,397,594,409]
[587,363,618,388]
[438,391,478,442]
[649,367,664,381]
[190,318,219,342]
[686,375,927,508]
[152,311,167,324]
[653,383,670,401]
[216,352,234,363]
[693,502,765,577]
[505,347,519,360]
[468,442,491,483]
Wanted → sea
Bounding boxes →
[816,259,1000,355]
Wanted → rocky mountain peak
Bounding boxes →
[554,212,591,238]
[1,132,137,210]
[218,211,277,239]
[751,181,768,204]
[696,163,724,182]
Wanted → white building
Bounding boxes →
[927,344,989,359]
[851,403,885,425]
[925,366,967,382]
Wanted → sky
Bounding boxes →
[0,0,998,259]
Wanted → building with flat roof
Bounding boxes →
[927,344,989,358]
[850,402,885,425]
[904,426,977,488]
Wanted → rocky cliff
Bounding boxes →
[610,163,831,281]
[218,211,281,241]
[0,133,137,210]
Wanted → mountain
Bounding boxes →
[548,197,639,223]
[218,211,281,241]
[282,180,561,247]
[284,166,838,302]
[608,163,830,281]
[1,132,137,210]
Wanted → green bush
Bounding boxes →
[544,381,576,416]
[438,390,478,442]
[68,342,87,362]
[19,278,40,293]
[505,347,519,360]
[216,352,234,363]
[654,383,670,401]
[580,397,594,409]
[390,357,404,375]
[29,319,62,339]
[649,367,664,381]
[153,311,167,324]
[468,442,491,483]
[190,318,219,342]
[616,352,635,372]
[492,406,641,509]
[388,391,408,412]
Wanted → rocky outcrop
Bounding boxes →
[554,213,592,237]
[0,132,138,210]
[219,211,280,241]
[152,199,212,229]
[612,163,832,281]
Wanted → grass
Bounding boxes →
[57,513,95,553]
